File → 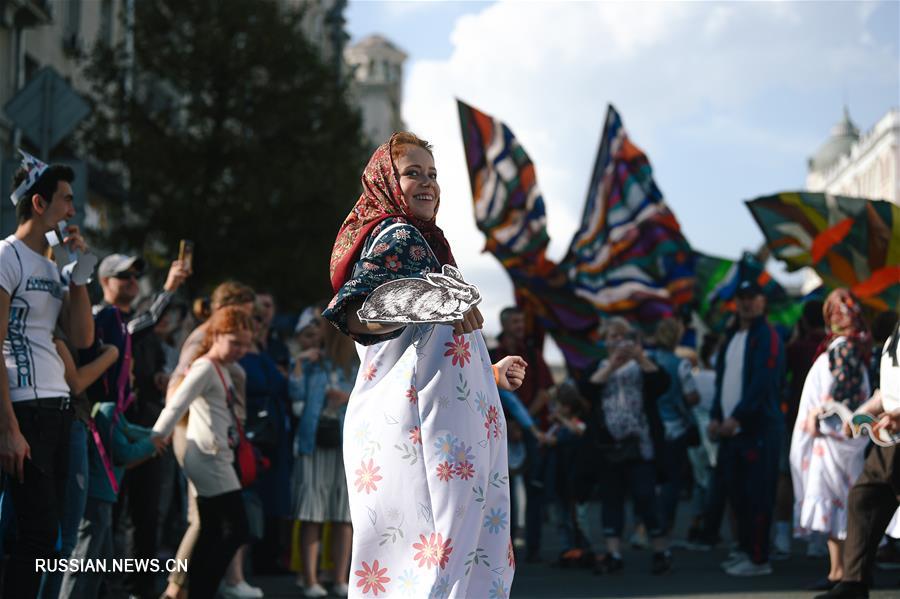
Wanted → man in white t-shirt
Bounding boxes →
[0,156,94,598]
[705,280,785,577]
[819,322,900,599]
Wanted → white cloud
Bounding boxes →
[395,0,897,357]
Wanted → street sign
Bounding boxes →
[3,67,91,158]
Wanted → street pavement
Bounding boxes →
[251,523,900,598]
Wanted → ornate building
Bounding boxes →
[344,34,407,149]
[806,107,900,204]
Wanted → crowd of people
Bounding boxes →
[1,137,899,599]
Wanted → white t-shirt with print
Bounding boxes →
[0,235,69,402]
[720,330,748,419]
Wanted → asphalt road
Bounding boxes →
[252,524,900,598]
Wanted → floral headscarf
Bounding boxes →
[817,288,871,363]
[329,134,456,292]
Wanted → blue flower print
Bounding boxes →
[483,507,508,534]
[434,433,459,463]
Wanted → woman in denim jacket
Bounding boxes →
[291,316,358,598]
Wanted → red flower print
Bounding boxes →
[406,386,418,404]
[455,461,475,480]
[327,295,338,310]
[802,458,810,472]
[436,461,454,482]
[363,262,379,271]
[412,533,453,570]
[385,255,403,271]
[355,459,382,495]
[363,362,378,381]
[373,242,390,255]
[813,443,826,457]
[444,335,471,368]
[355,559,390,596]
[409,426,421,445]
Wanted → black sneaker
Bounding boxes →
[651,550,672,575]
[593,553,624,575]
[813,581,869,599]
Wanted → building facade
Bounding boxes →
[806,107,900,204]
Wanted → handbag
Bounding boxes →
[245,396,280,453]
[211,360,269,487]
[315,414,342,449]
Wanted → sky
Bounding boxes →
[345,0,900,361]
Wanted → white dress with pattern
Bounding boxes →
[344,323,514,599]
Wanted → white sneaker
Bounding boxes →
[725,558,773,577]
[720,551,748,570]
[332,582,349,597]
[220,580,264,598]
[303,584,328,598]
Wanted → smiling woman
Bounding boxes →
[323,132,527,599]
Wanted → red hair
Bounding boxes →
[390,132,433,162]
[195,306,253,361]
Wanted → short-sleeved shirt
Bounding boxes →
[0,235,69,402]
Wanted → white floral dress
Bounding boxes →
[324,219,514,598]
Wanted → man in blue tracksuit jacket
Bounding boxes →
[707,280,785,576]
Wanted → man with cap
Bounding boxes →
[0,153,94,598]
[82,253,189,598]
[707,279,785,576]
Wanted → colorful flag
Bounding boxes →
[457,99,603,374]
[747,192,900,312]
[694,250,794,333]
[562,105,695,329]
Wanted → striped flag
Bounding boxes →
[458,99,603,374]
[562,105,695,329]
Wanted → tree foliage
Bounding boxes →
[77,0,367,308]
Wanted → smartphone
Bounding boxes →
[178,240,194,272]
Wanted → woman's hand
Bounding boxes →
[326,388,350,409]
[803,407,824,436]
[452,306,484,336]
[297,348,321,364]
[495,355,527,391]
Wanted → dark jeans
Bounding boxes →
[39,419,89,599]
[4,403,72,599]
[58,497,114,599]
[843,444,900,586]
[600,459,664,539]
[189,489,249,599]
[714,433,780,564]
[118,457,162,597]
[658,434,691,533]
[524,431,549,558]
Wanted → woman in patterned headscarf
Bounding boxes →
[789,289,888,591]
[323,133,526,599]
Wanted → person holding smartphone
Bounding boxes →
[81,251,190,598]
